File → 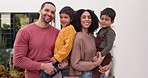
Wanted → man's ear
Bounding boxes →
[39,9,41,14]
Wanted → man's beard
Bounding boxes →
[43,18,52,24]
[42,15,53,24]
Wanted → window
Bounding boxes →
[0,13,39,48]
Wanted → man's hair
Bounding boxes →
[59,6,74,20]
[72,9,99,33]
[41,2,56,9]
[100,7,116,22]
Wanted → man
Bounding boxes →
[13,2,59,78]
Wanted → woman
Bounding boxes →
[69,9,112,78]
[69,9,101,78]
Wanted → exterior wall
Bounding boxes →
[0,0,148,78]
[109,0,148,78]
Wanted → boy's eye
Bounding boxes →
[60,16,69,19]
[64,16,68,19]
[101,18,109,21]
[105,19,109,21]
[100,18,103,20]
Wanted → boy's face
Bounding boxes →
[60,13,71,27]
[99,15,114,28]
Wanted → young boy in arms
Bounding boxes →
[92,7,116,78]
[41,6,76,78]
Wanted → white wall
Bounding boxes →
[1,0,148,78]
[109,0,148,78]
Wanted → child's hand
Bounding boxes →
[58,60,69,69]
[50,57,57,64]
[98,60,112,73]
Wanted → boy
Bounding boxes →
[92,7,116,78]
[41,6,76,78]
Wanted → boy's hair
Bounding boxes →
[100,7,116,22]
[72,9,99,33]
[41,2,56,9]
[59,6,74,20]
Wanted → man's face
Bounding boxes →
[39,4,56,24]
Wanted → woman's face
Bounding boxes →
[80,11,92,29]
[60,13,71,27]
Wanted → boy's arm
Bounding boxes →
[53,26,76,62]
[101,30,115,56]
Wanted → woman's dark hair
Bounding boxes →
[59,6,74,20]
[72,9,99,33]
[41,2,56,9]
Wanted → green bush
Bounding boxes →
[0,36,11,77]
[2,23,10,29]
[0,36,10,66]
[0,36,25,78]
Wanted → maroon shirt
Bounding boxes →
[13,23,59,78]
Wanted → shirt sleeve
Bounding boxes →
[54,27,76,62]
[101,30,116,56]
[70,38,99,72]
[13,29,41,71]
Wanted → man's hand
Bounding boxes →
[41,63,57,75]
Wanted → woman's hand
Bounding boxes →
[97,52,104,65]
[92,56,98,62]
